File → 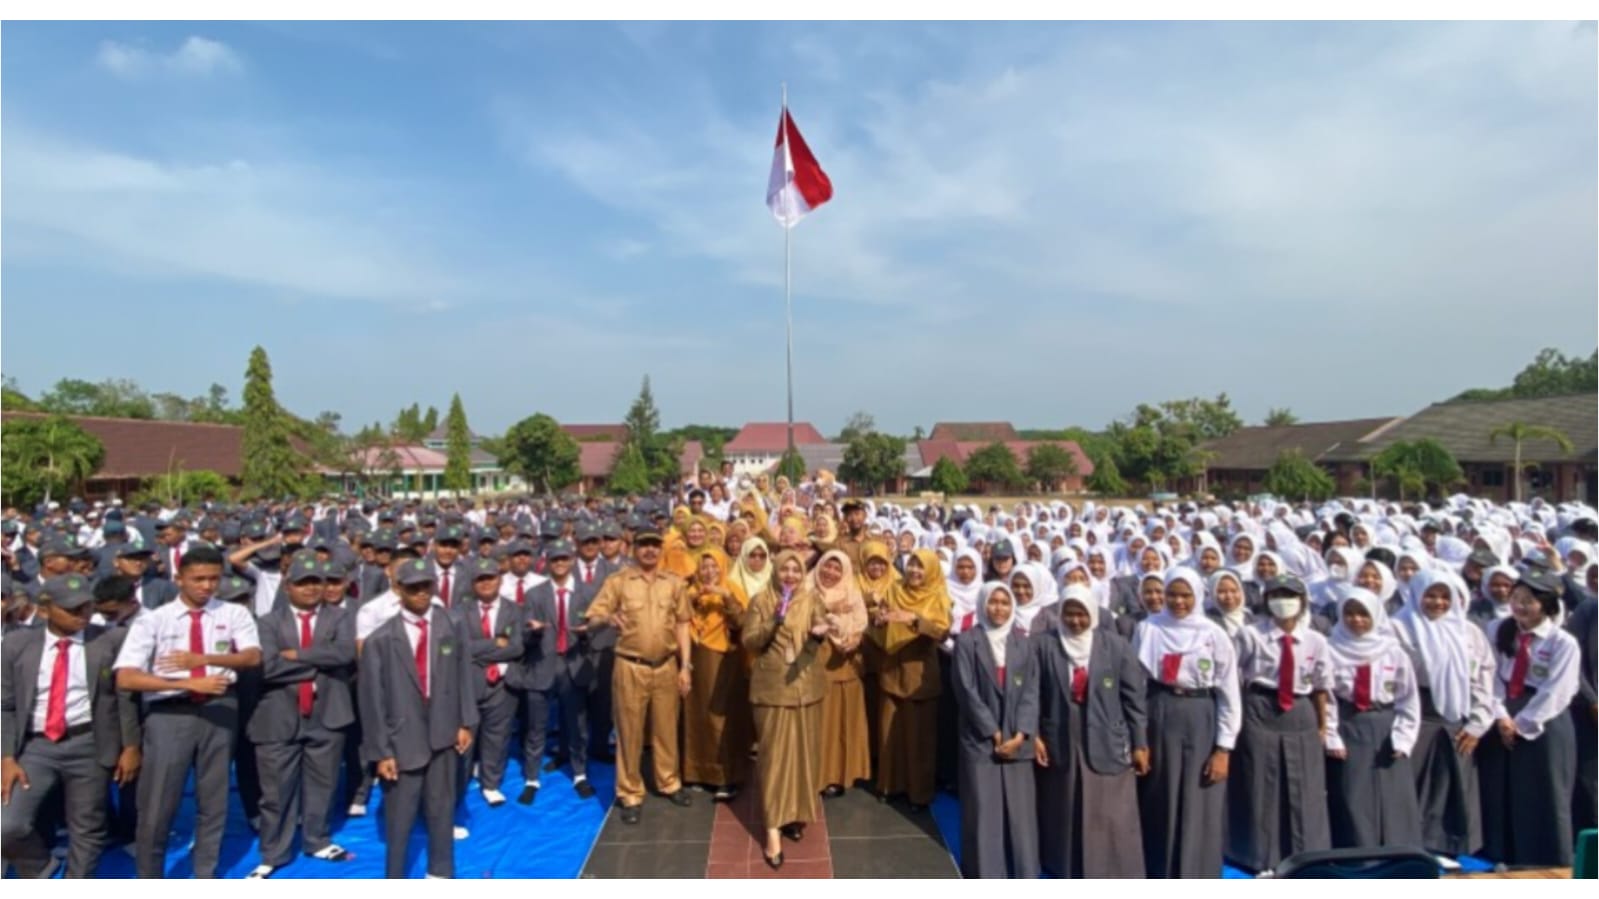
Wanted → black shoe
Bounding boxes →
[908,802,929,814]
[666,790,692,808]
[763,850,784,870]
[780,823,805,842]
[591,749,616,763]
[542,758,564,774]
[517,784,539,805]
[712,786,736,802]
[821,785,844,799]
[574,779,597,800]
[620,804,642,825]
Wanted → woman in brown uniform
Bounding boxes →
[807,549,871,797]
[872,547,953,811]
[682,548,753,800]
[743,550,831,869]
[857,540,899,770]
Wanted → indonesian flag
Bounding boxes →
[766,104,833,228]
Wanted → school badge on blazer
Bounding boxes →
[1101,676,1113,689]
[1197,658,1212,672]
[440,642,454,656]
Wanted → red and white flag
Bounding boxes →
[766,104,833,228]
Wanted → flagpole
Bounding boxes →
[783,82,796,462]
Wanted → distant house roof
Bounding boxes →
[929,422,1020,442]
[1322,394,1597,464]
[578,442,622,478]
[1198,417,1402,471]
[1,412,254,479]
[423,424,478,444]
[724,422,828,454]
[349,444,450,472]
[563,423,630,442]
[916,440,1095,478]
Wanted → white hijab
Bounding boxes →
[1058,584,1097,666]
[1135,568,1222,675]
[947,547,985,623]
[1008,561,1060,632]
[978,581,1016,668]
[1328,587,1396,666]
[1393,568,1472,722]
[1205,569,1249,635]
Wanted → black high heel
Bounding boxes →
[763,849,785,870]
[780,823,805,842]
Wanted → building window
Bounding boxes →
[1480,468,1505,487]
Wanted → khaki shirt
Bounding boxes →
[585,566,691,663]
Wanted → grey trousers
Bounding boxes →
[136,698,237,878]
[0,729,108,878]
[522,670,589,780]
[464,683,518,792]
[382,748,457,878]
[255,721,346,866]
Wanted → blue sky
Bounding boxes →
[3,21,1595,436]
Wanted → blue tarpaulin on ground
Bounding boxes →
[81,758,613,879]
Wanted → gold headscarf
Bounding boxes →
[731,536,773,600]
[810,513,839,545]
[688,549,747,653]
[767,549,818,664]
[665,518,719,579]
[873,547,953,655]
[803,549,867,649]
[856,540,900,603]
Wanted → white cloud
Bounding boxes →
[96,36,243,78]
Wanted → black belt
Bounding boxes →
[32,722,92,741]
[1152,682,1214,698]
[1337,698,1394,713]
[1249,683,1311,699]
[616,652,674,668]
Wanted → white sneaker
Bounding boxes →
[310,844,352,862]
[425,874,450,880]
[346,802,367,817]
[482,789,506,806]
[453,826,469,840]
[246,864,275,879]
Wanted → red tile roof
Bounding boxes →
[916,439,1095,477]
[723,422,828,454]
[563,423,630,442]
[578,442,623,478]
[929,422,1020,442]
[2,412,252,479]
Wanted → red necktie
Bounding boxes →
[1353,664,1372,712]
[188,609,208,702]
[961,612,975,632]
[482,606,501,685]
[297,611,315,717]
[515,578,525,605]
[1507,632,1533,699]
[409,616,429,699]
[44,639,71,741]
[583,564,593,585]
[995,664,1006,688]
[1160,652,1182,685]
[556,588,569,654]
[173,545,183,573]
[1071,665,1088,704]
[1278,634,1296,712]
[439,570,451,607]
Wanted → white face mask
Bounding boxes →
[1267,598,1302,621]
[1328,564,1348,581]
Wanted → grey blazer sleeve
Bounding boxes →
[296,616,356,670]
[1,636,21,759]
[952,634,1000,740]
[359,634,395,763]
[455,616,480,730]
[1115,636,1150,751]
[108,631,143,752]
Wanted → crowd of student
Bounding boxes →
[1,475,1595,879]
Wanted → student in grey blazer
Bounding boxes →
[1,575,142,878]
[511,539,598,804]
[573,523,619,762]
[951,581,1040,879]
[426,524,473,609]
[1033,585,1149,878]
[246,556,357,878]
[450,557,524,807]
[360,559,477,879]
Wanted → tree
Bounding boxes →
[775,447,807,484]
[0,415,105,506]
[38,377,156,419]
[839,432,907,493]
[1,375,40,411]
[1264,408,1299,427]
[240,346,310,499]
[911,425,926,441]
[1025,443,1080,493]
[963,442,1027,493]
[135,469,232,508]
[1488,421,1575,503]
[500,413,581,494]
[1371,438,1464,501]
[1157,394,1243,440]
[1263,449,1336,501]
[929,456,969,495]
[442,393,473,494]
[606,442,652,496]
[836,411,877,443]
[391,403,428,442]
[622,376,681,488]
[1452,347,1598,401]
[662,425,738,467]
[1085,453,1129,496]
[421,405,440,436]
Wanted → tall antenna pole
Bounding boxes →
[783,82,796,461]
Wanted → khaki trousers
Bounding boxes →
[613,655,683,806]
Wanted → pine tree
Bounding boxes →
[607,442,653,496]
[622,376,679,487]
[240,346,308,499]
[443,392,473,494]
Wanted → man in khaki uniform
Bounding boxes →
[834,499,870,573]
[583,526,692,824]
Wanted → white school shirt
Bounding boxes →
[1490,618,1581,740]
[398,607,436,696]
[1390,618,1497,739]
[1131,619,1243,750]
[113,598,260,703]
[499,571,548,605]
[31,629,90,732]
[237,561,284,618]
[471,598,510,680]
[1236,620,1336,697]
[1322,644,1421,756]
[356,590,443,641]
